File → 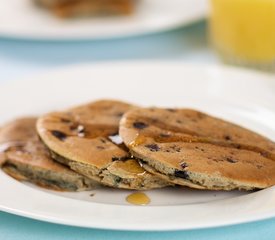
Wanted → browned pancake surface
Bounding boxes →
[0,117,96,191]
[36,0,135,18]
[37,100,169,190]
[120,107,275,190]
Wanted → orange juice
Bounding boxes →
[210,0,275,70]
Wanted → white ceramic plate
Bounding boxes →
[0,61,275,231]
[0,0,207,40]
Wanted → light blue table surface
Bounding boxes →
[0,21,274,240]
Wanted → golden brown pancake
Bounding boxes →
[35,0,136,18]
[0,117,96,191]
[119,107,275,190]
[37,100,169,190]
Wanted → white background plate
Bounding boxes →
[0,62,275,231]
[0,0,207,40]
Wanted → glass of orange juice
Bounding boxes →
[209,0,275,71]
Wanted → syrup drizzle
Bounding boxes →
[126,192,150,205]
[129,134,146,148]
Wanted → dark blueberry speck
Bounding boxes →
[175,170,189,179]
[51,130,67,141]
[114,177,122,184]
[224,135,232,141]
[133,122,148,129]
[260,152,269,158]
[169,145,181,152]
[180,162,188,169]
[194,146,204,152]
[145,144,160,152]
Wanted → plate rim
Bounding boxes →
[0,0,207,40]
[0,61,275,231]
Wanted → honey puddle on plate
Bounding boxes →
[126,192,150,205]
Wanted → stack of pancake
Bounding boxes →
[35,0,137,18]
[1,99,275,192]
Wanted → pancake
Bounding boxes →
[35,0,136,18]
[119,107,275,190]
[0,117,96,191]
[36,100,169,190]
